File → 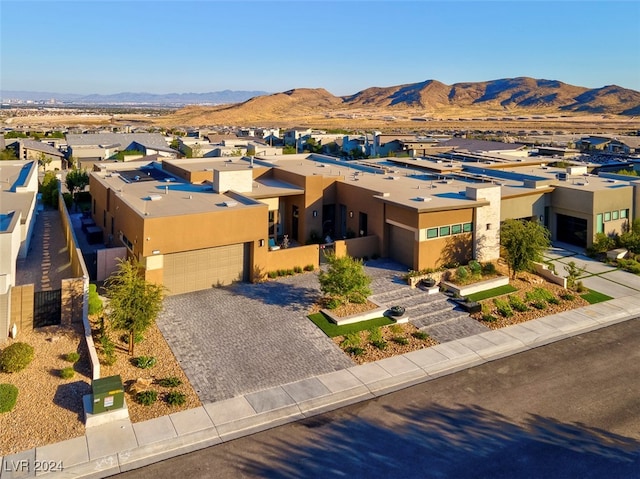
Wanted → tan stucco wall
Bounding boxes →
[500,192,548,222]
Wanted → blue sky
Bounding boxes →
[1,1,639,96]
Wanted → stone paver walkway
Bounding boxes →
[15,207,71,292]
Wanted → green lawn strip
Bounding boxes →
[308,312,394,338]
[466,284,518,302]
[580,290,614,304]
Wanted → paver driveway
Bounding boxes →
[157,270,354,403]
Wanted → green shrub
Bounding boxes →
[62,192,73,208]
[575,281,587,293]
[100,334,117,365]
[88,284,103,315]
[389,324,403,335]
[133,356,156,369]
[482,314,497,322]
[456,266,469,282]
[64,352,80,363]
[531,300,547,310]
[136,390,157,406]
[525,287,555,303]
[294,266,303,274]
[60,367,75,379]
[157,377,182,388]
[392,336,409,345]
[304,264,315,272]
[482,262,496,275]
[493,298,513,318]
[412,331,430,340]
[368,327,387,350]
[0,384,18,413]
[267,271,278,279]
[286,269,295,276]
[548,296,561,305]
[508,295,529,312]
[341,332,361,349]
[345,346,365,356]
[560,292,575,301]
[0,342,34,373]
[468,260,482,277]
[166,391,186,406]
[120,332,144,344]
[326,298,342,309]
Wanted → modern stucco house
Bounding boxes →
[88,150,640,296]
[0,160,39,341]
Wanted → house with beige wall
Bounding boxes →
[88,150,639,297]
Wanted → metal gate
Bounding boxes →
[33,289,62,328]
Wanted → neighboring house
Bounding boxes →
[576,135,640,155]
[87,148,638,297]
[65,133,176,168]
[7,139,67,171]
[0,161,39,343]
[283,127,312,147]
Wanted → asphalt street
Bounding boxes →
[118,318,640,479]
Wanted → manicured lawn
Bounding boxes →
[308,312,394,338]
[466,284,518,302]
[580,290,613,304]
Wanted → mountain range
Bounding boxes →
[167,77,640,125]
[0,90,269,105]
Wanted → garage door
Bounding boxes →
[163,243,249,295]
[388,224,415,269]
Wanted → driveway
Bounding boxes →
[158,259,412,404]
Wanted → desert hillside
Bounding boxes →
[159,77,640,128]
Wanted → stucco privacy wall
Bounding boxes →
[467,185,501,263]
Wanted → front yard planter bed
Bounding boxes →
[442,275,510,297]
[308,312,394,338]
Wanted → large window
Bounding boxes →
[422,222,473,241]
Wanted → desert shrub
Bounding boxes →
[389,324,403,335]
[392,336,409,345]
[277,269,287,277]
[482,262,497,275]
[346,347,365,356]
[326,298,342,309]
[575,281,587,293]
[548,296,561,305]
[133,356,157,369]
[88,284,103,315]
[60,367,75,379]
[157,377,182,388]
[267,271,278,279]
[121,332,144,344]
[531,300,547,310]
[64,352,80,363]
[294,266,303,274]
[525,287,555,303]
[368,327,387,350]
[136,390,157,406]
[0,384,18,413]
[100,335,117,366]
[304,264,315,272]
[618,258,640,275]
[468,260,482,277]
[493,298,513,318]
[587,232,617,256]
[166,391,186,406]
[560,292,575,301]
[508,295,529,312]
[341,333,361,349]
[456,266,469,282]
[0,342,34,373]
[412,331,430,340]
[482,314,497,322]
[286,269,295,276]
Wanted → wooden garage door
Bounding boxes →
[388,224,415,269]
[163,243,248,295]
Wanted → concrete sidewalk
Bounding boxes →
[2,294,638,479]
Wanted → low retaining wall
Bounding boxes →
[532,262,567,288]
[442,275,510,297]
[321,299,386,326]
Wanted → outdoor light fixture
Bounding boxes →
[349,211,354,218]
[313,210,318,217]
[259,239,265,247]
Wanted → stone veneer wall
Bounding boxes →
[466,186,501,263]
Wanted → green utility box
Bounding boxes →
[92,375,124,414]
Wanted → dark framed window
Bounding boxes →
[439,226,451,236]
[451,224,462,234]
[426,228,438,239]
[463,222,473,232]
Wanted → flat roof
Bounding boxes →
[0,161,37,219]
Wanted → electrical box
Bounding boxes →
[92,375,124,414]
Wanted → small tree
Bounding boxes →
[37,152,52,172]
[104,259,165,356]
[0,148,18,161]
[65,168,89,211]
[318,254,371,306]
[500,219,550,279]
